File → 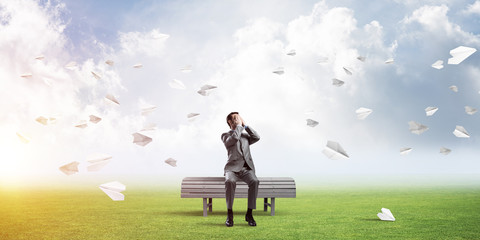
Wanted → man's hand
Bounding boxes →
[239,116,246,127]
[233,115,242,126]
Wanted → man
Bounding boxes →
[221,112,260,227]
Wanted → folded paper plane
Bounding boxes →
[105,94,120,105]
[465,106,477,115]
[132,132,152,146]
[91,71,102,80]
[453,125,469,138]
[165,158,177,167]
[425,107,438,116]
[317,57,329,64]
[356,107,372,120]
[286,49,296,56]
[187,113,200,119]
[35,55,44,60]
[197,84,217,96]
[65,61,77,70]
[431,60,443,69]
[133,63,143,68]
[306,119,318,127]
[59,161,80,176]
[408,121,428,135]
[449,85,458,93]
[141,106,157,116]
[273,67,284,75]
[75,120,88,129]
[447,46,476,65]
[169,79,186,90]
[89,115,102,124]
[357,56,366,62]
[180,65,192,73]
[332,78,344,87]
[16,132,30,143]
[20,73,33,78]
[343,67,352,75]
[141,123,156,131]
[36,116,48,125]
[87,154,112,172]
[322,141,349,160]
[440,147,451,155]
[400,147,412,155]
[99,181,125,201]
[377,208,395,221]
[385,58,394,64]
[105,60,114,66]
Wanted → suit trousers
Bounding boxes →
[225,167,259,210]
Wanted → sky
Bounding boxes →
[1,0,480,185]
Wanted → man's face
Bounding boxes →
[228,114,239,128]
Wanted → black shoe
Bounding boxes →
[225,216,234,227]
[245,214,257,226]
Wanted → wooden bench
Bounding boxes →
[181,177,296,216]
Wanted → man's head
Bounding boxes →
[226,112,239,129]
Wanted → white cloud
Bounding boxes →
[463,0,480,15]
[118,29,169,56]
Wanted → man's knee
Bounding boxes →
[249,177,259,187]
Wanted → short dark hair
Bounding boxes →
[226,112,239,126]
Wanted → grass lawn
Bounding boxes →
[0,184,479,239]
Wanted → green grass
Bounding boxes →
[0,185,479,240]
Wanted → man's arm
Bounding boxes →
[221,125,244,148]
[245,126,260,145]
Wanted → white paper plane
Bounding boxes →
[180,65,192,73]
[75,120,88,129]
[440,147,451,155]
[87,154,112,172]
[105,94,120,105]
[273,67,284,75]
[425,107,438,116]
[332,78,344,87]
[151,32,169,39]
[356,107,372,120]
[59,161,80,176]
[322,141,349,160]
[449,85,458,93]
[35,55,44,60]
[99,181,125,201]
[343,67,352,75]
[141,106,157,116]
[36,116,48,125]
[65,61,77,70]
[400,147,412,155]
[16,132,30,143]
[453,125,469,138]
[377,208,395,221]
[89,115,102,124]
[357,56,366,62]
[105,60,114,66]
[91,71,102,80]
[447,46,477,65]
[197,84,217,96]
[408,121,429,135]
[165,158,177,167]
[133,63,143,68]
[20,73,33,78]
[141,123,157,131]
[187,113,200,119]
[385,58,394,64]
[431,60,444,69]
[465,106,477,115]
[306,119,319,127]
[169,79,186,90]
[317,57,329,64]
[132,132,152,146]
[286,49,296,56]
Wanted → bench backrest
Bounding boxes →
[181,177,296,198]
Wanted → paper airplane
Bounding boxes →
[180,65,192,73]
[99,181,125,201]
[286,49,296,56]
[304,110,314,115]
[332,78,344,87]
[105,60,114,66]
[187,113,200,119]
[105,94,120,105]
[322,141,349,160]
[65,61,77,70]
[385,58,394,64]
[447,46,476,64]
[133,63,143,68]
[35,55,44,60]
[317,57,329,64]
[35,116,48,125]
[408,121,429,135]
[449,85,458,92]
[87,154,112,172]
[151,32,169,39]
[377,208,395,221]
[306,119,319,127]
[197,84,217,96]
[425,107,438,116]
[89,115,102,124]
[169,79,186,90]
[465,106,477,115]
[16,132,30,143]
[356,107,372,120]
[343,67,352,75]
[165,158,177,167]
[141,123,157,131]
[59,161,80,176]
[431,60,443,69]
[357,56,366,62]
[132,132,152,146]
[400,147,412,155]
[440,147,451,155]
[273,67,284,75]
[141,106,157,116]
[49,117,57,124]
[453,125,469,138]
[91,71,102,80]
[20,73,32,78]
[75,120,88,129]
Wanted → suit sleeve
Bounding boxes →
[245,126,260,145]
[221,125,244,148]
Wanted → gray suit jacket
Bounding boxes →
[221,125,260,173]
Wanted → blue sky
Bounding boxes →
[1,0,480,184]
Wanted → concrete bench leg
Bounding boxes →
[203,198,208,217]
[271,198,275,216]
